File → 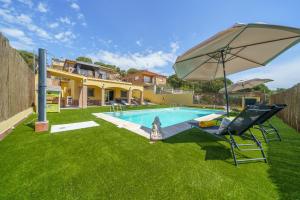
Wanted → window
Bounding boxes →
[121,90,127,98]
[97,73,103,79]
[79,69,89,76]
[98,70,107,79]
[134,76,139,80]
[88,88,94,97]
[143,76,152,83]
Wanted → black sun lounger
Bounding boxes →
[195,105,272,166]
[253,104,287,143]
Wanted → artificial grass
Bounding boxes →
[0,105,299,199]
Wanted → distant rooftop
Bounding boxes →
[132,70,166,77]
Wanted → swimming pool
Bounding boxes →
[105,107,221,128]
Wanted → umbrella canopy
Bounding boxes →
[173,23,300,115]
[219,78,273,93]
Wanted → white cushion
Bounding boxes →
[217,117,235,134]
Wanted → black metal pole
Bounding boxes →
[38,48,47,122]
[221,50,229,116]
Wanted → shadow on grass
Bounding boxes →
[22,116,37,130]
[201,145,232,161]
[267,118,300,199]
[163,127,268,165]
[25,121,35,129]
[163,128,232,161]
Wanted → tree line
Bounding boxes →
[166,74,271,93]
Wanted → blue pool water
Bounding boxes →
[105,107,221,128]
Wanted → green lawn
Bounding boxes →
[0,105,299,199]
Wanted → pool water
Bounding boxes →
[105,107,220,128]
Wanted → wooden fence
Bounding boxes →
[0,34,35,122]
[270,84,300,132]
[193,92,265,109]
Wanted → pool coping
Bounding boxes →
[92,108,224,140]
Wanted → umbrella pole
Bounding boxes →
[221,50,229,116]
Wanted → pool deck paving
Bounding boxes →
[50,121,99,133]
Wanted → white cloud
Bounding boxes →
[48,22,59,28]
[10,40,32,50]
[77,13,87,26]
[16,14,50,39]
[37,2,48,13]
[59,17,75,26]
[59,17,70,24]
[0,8,14,22]
[0,10,51,40]
[0,0,11,7]
[0,27,34,49]
[70,2,80,10]
[28,24,50,39]
[0,0,11,3]
[228,57,300,89]
[1,27,25,37]
[89,42,179,70]
[16,14,32,23]
[170,41,179,53]
[136,40,142,46]
[98,38,112,47]
[54,31,76,42]
[17,0,33,7]
[77,13,84,19]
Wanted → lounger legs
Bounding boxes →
[250,130,267,163]
[257,121,282,143]
[230,139,239,166]
[228,130,267,166]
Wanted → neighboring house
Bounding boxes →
[46,59,144,108]
[123,70,167,88]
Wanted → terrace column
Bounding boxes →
[140,91,144,105]
[35,48,48,132]
[79,85,87,108]
[101,87,105,106]
[127,88,132,104]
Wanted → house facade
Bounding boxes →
[123,70,167,87]
[46,59,144,108]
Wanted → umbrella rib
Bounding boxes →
[175,50,223,64]
[206,54,220,61]
[230,35,300,50]
[225,46,247,62]
[213,56,222,80]
[181,57,213,80]
[227,53,264,66]
[226,25,249,47]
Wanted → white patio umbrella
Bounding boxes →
[173,23,300,115]
[219,78,273,93]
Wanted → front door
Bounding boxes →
[105,90,114,102]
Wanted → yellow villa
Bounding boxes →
[46,59,144,108]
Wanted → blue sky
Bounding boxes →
[1,0,300,89]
